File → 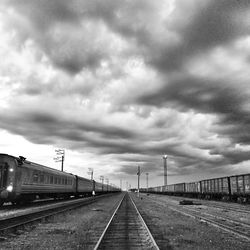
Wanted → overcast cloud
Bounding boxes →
[0,0,249,188]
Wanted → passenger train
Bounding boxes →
[0,153,120,206]
[140,173,250,203]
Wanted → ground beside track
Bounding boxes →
[0,193,123,250]
[131,192,249,250]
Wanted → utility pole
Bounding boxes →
[163,155,168,185]
[137,166,140,197]
[126,181,128,191]
[105,178,109,191]
[100,176,104,192]
[146,173,149,192]
[120,179,122,190]
[88,168,93,180]
[54,149,65,171]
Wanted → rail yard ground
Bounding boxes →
[131,192,250,250]
[0,193,123,250]
[0,192,249,250]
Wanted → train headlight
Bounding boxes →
[6,185,13,192]
[9,168,14,172]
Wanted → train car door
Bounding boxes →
[0,163,8,189]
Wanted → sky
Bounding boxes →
[0,0,250,189]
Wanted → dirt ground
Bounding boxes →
[131,192,250,250]
[0,193,123,250]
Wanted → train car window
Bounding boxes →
[33,173,38,183]
[50,176,53,184]
[58,178,61,185]
[55,177,57,184]
[40,174,44,183]
[65,179,68,185]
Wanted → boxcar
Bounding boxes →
[174,183,185,193]
[230,174,250,202]
[201,177,230,200]
[185,182,200,197]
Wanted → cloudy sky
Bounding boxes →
[0,0,250,189]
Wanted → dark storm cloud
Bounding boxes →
[1,0,250,183]
[210,147,250,165]
[146,0,250,72]
[0,108,136,149]
[139,76,244,114]
[1,0,117,73]
[138,69,250,144]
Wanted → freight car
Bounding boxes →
[0,154,120,206]
[142,173,250,203]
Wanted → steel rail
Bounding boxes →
[166,205,250,241]
[93,193,126,250]
[181,206,250,228]
[141,194,250,241]
[94,192,160,250]
[0,194,115,232]
[129,194,160,250]
[147,193,250,214]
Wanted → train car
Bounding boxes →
[185,182,201,198]
[174,183,185,193]
[201,177,230,200]
[147,187,155,192]
[166,184,175,193]
[94,181,105,194]
[0,154,76,206]
[230,174,250,202]
[161,185,168,193]
[76,175,94,196]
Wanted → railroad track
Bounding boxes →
[141,194,250,242]
[0,194,114,232]
[150,193,250,214]
[94,193,159,250]
[200,202,250,214]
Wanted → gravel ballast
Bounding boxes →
[0,193,123,250]
[131,193,250,250]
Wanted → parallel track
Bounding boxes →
[153,194,250,214]
[0,194,113,232]
[94,193,159,250]
[142,194,250,242]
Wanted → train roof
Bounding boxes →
[0,153,75,178]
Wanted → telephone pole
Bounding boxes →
[137,166,140,197]
[88,168,94,180]
[54,149,65,171]
[163,155,168,185]
[146,173,149,192]
[100,176,104,192]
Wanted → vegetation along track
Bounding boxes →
[0,194,114,232]
[142,194,250,242]
[94,192,159,250]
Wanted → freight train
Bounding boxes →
[140,173,250,203]
[0,153,120,206]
